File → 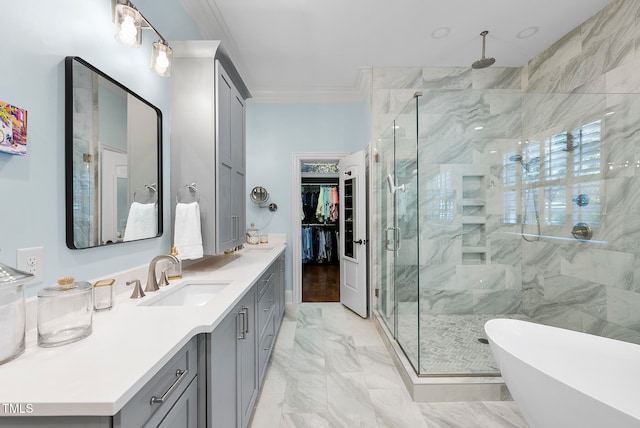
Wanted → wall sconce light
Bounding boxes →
[151,40,173,77]
[113,0,173,77]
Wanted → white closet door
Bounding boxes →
[339,149,367,318]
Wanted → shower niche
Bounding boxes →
[461,173,487,265]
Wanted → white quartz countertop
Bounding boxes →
[0,243,286,417]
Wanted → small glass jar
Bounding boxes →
[38,278,93,347]
[93,279,115,311]
[246,223,260,245]
[0,263,32,365]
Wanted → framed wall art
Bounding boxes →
[0,100,28,156]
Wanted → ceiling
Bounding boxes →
[177,0,615,102]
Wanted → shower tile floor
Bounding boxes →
[250,303,529,428]
[394,303,532,374]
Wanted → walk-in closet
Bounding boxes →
[300,162,340,302]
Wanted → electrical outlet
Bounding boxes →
[16,246,44,283]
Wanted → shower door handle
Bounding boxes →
[385,227,393,251]
[385,227,400,251]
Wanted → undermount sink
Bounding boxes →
[140,281,231,307]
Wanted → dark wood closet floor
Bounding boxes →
[302,263,340,302]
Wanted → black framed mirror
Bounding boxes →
[65,56,163,249]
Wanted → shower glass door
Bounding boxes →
[376,123,396,334]
[393,96,420,372]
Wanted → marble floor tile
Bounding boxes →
[357,346,405,390]
[297,306,324,328]
[369,388,429,428]
[274,319,297,349]
[326,372,379,427]
[293,327,326,359]
[249,392,283,428]
[281,412,330,428]
[324,336,361,374]
[283,373,327,414]
[250,303,530,428]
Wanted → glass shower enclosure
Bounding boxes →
[375,88,640,376]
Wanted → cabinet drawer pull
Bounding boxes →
[243,306,249,334]
[150,369,188,405]
[238,308,248,339]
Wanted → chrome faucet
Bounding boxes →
[145,255,179,292]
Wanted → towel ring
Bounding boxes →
[133,183,157,204]
[177,183,199,204]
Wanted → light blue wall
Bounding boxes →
[246,101,371,293]
[0,1,199,296]
[1,0,370,298]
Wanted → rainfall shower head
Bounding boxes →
[472,31,496,69]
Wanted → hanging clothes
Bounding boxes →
[329,187,339,222]
[301,227,315,263]
[316,230,327,261]
[301,225,339,264]
[315,187,325,222]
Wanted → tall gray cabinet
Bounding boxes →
[170,41,251,254]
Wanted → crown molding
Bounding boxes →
[178,0,250,83]
[249,68,371,103]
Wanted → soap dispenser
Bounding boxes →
[167,246,182,280]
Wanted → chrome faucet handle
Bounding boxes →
[126,279,145,299]
[145,254,179,292]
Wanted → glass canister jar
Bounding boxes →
[0,263,32,365]
[246,223,260,245]
[37,277,93,347]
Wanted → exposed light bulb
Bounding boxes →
[154,51,169,74]
[114,4,141,47]
[119,15,138,46]
[151,41,172,77]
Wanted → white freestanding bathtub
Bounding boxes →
[485,319,640,428]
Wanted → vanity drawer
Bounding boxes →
[257,280,275,338]
[115,337,198,428]
[257,267,275,298]
[257,311,276,386]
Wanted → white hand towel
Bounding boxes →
[123,202,157,242]
[174,202,203,260]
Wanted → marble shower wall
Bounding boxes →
[371,0,640,345]
[372,67,525,318]
[520,0,640,343]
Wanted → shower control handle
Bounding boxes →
[571,223,593,241]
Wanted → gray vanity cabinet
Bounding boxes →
[115,337,200,428]
[154,378,198,428]
[215,62,246,251]
[171,42,249,255]
[276,253,285,323]
[208,284,257,428]
[0,339,201,428]
[257,263,277,387]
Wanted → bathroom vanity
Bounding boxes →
[0,244,286,428]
